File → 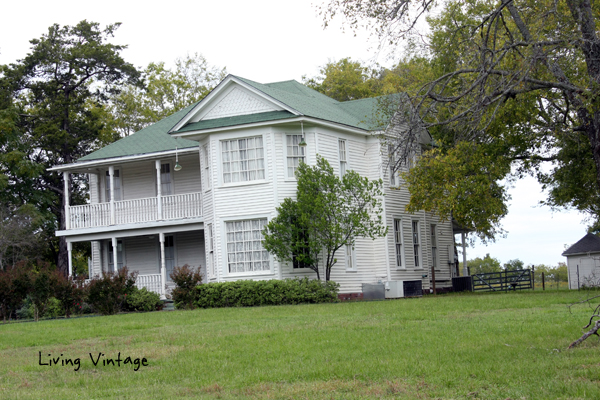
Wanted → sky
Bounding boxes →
[0,0,589,266]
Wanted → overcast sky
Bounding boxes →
[1,0,589,266]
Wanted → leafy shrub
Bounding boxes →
[55,275,87,318]
[30,267,59,321]
[170,265,203,310]
[0,266,31,322]
[17,296,63,320]
[126,287,163,312]
[193,278,339,309]
[86,267,137,315]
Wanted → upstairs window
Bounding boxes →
[160,163,173,196]
[105,169,122,202]
[286,134,305,178]
[202,144,211,191]
[338,139,347,177]
[388,144,396,186]
[221,136,265,184]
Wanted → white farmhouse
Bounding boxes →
[51,75,457,297]
[562,233,600,289]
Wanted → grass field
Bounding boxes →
[1,290,599,399]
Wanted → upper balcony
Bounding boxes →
[56,150,204,233]
[67,192,202,230]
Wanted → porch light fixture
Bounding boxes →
[174,139,183,171]
[298,122,307,147]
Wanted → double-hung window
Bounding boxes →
[202,144,211,191]
[394,219,403,268]
[221,136,265,184]
[286,134,305,178]
[339,139,347,177]
[345,244,356,271]
[160,163,173,196]
[105,169,122,202]
[388,144,396,186]
[207,223,215,278]
[164,235,175,281]
[430,224,437,270]
[412,220,421,268]
[225,218,270,273]
[107,240,124,271]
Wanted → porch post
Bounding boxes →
[155,160,163,220]
[108,166,115,225]
[461,232,468,276]
[67,241,73,277]
[63,171,70,230]
[111,237,118,272]
[159,232,166,298]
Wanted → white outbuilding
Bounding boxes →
[562,233,600,289]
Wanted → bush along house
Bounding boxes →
[51,75,457,298]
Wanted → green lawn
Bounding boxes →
[1,290,599,399]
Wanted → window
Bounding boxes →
[108,240,124,271]
[105,169,122,201]
[394,219,403,268]
[164,235,175,281]
[225,218,270,273]
[202,144,211,191]
[292,222,310,269]
[286,134,305,178]
[345,244,356,271]
[207,223,215,278]
[160,163,173,196]
[430,224,437,269]
[338,139,347,176]
[221,136,265,184]
[388,145,396,186]
[412,221,421,268]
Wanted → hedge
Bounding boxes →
[189,278,339,309]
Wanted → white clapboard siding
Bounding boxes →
[175,230,205,270]
[89,173,100,204]
[123,236,160,276]
[90,241,102,277]
[122,161,156,201]
[173,153,202,194]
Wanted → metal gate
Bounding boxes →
[472,269,533,292]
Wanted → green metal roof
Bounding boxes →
[76,75,395,164]
[78,103,200,162]
[235,76,386,130]
[175,110,295,133]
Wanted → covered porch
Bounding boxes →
[65,223,205,298]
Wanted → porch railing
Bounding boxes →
[85,273,164,296]
[67,192,202,229]
[136,274,163,294]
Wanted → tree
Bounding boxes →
[503,259,524,271]
[1,21,141,274]
[263,156,387,281]
[322,0,600,239]
[465,254,502,275]
[109,53,226,136]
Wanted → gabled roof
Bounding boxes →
[70,75,397,165]
[232,76,387,131]
[562,233,600,256]
[78,104,200,162]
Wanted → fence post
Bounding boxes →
[532,266,535,291]
[542,272,545,291]
[431,266,436,295]
[577,265,580,290]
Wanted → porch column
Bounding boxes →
[63,171,70,230]
[155,160,163,220]
[461,232,468,276]
[111,237,118,272]
[67,241,73,277]
[108,166,115,225]
[159,232,166,298]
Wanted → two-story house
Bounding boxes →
[51,75,456,297]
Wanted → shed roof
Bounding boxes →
[562,233,600,256]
